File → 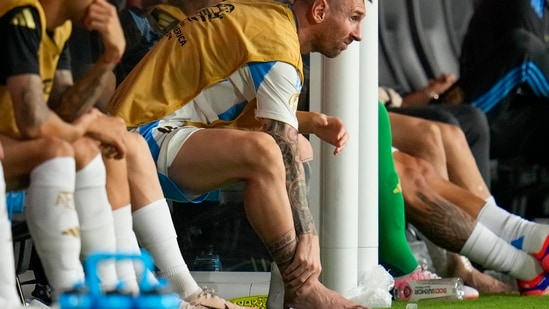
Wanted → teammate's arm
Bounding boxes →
[0,5,91,141]
[50,0,125,121]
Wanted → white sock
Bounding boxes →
[132,199,199,298]
[0,166,19,303]
[112,205,140,294]
[478,196,549,254]
[74,154,118,291]
[461,223,543,281]
[25,157,84,294]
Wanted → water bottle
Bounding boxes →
[393,277,464,302]
[193,245,222,271]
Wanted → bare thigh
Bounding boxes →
[168,128,283,195]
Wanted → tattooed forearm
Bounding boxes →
[266,229,298,266]
[405,191,475,253]
[15,80,50,137]
[49,64,114,122]
[263,119,317,236]
[55,75,107,122]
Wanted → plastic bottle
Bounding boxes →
[393,277,464,302]
[193,245,222,271]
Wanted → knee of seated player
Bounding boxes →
[241,131,285,177]
[459,107,490,142]
[122,131,149,162]
[394,152,433,193]
[439,122,470,150]
[508,28,545,55]
[71,136,102,169]
[28,137,74,162]
[37,138,75,159]
[415,120,445,154]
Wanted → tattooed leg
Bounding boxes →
[267,229,298,267]
[394,151,475,252]
[261,119,317,239]
[395,151,543,286]
[260,120,367,309]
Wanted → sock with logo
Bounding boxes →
[74,154,118,291]
[477,196,549,254]
[25,157,84,295]
[461,222,543,281]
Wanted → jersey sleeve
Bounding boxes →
[0,6,42,83]
[56,43,71,71]
[251,61,302,130]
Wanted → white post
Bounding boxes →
[358,0,379,275]
[318,43,362,293]
[308,0,378,294]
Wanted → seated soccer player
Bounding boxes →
[108,0,369,308]
[386,111,549,295]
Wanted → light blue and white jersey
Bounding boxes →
[135,60,302,203]
[163,61,300,128]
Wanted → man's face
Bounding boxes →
[313,0,366,58]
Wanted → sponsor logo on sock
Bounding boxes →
[61,226,80,237]
[511,236,525,250]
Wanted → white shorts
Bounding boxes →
[153,125,202,175]
[135,123,217,202]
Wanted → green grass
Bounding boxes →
[391,294,549,309]
[231,293,549,309]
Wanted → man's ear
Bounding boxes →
[311,0,328,23]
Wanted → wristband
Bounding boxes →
[425,90,440,101]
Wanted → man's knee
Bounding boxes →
[505,28,548,59]
[416,121,444,152]
[395,153,434,185]
[124,131,149,160]
[242,132,284,168]
[37,137,74,160]
[458,106,490,142]
[71,137,101,169]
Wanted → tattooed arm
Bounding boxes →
[48,65,117,121]
[6,73,90,142]
[50,0,125,121]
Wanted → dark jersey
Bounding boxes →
[0,5,70,85]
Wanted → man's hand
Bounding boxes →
[426,73,457,96]
[281,233,321,291]
[79,111,128,159]
[310,113,349,155]
[85,0,126,64]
